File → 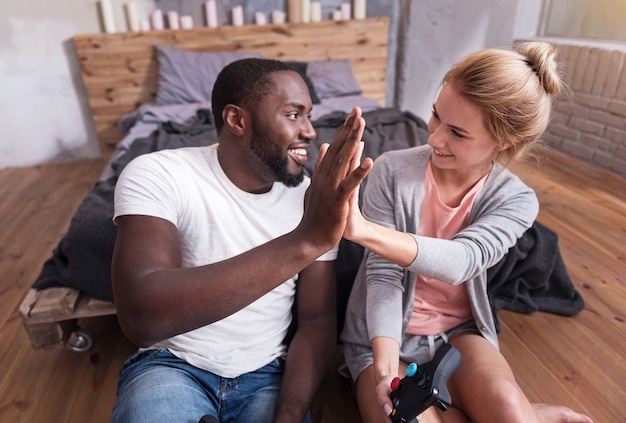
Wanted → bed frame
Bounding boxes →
[20,16,390,352]
[73,16,390,159]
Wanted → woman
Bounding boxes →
[340,42,593,423]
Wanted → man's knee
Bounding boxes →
[113,362,214,423]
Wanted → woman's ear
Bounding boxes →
[497,136,519,151]
[222,105,248,136]
[497,143,511,152]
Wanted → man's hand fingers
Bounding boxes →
[317,107,363,178]
[338,157,373,199]
[314,143,330,173]
[327,116,365,181]
[350,141,365,173]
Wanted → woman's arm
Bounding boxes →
[343,144,418,267]
[372,336,401,417]
[344,212,418,267]
[345,150,538,284]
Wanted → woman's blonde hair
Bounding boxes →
[442,41,563,165]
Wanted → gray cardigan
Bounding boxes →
[340,145,539,350]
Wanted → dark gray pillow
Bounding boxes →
[154,45,262,105]
[306,60,362,100]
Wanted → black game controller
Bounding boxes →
[388,343,462,422]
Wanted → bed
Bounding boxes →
[20,16,584,352]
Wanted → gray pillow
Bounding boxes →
[306,60,362,100]
[155,45,262,105]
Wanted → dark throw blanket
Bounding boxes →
[32,107,584,334]
[487,221,585,332]
[33,109,218,300]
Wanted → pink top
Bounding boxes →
[405,162,488,336]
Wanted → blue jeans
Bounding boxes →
[111,348,312,423]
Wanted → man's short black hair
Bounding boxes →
[211,58,295,132]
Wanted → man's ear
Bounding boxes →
[222,104,248,136]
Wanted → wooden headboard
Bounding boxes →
[73,16,390,159]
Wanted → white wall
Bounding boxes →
[394,0,543,121]
[0,0,541,169]
[0,0,155,169]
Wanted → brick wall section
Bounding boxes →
[540,42,626,180]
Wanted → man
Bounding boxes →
[110,58,372,423]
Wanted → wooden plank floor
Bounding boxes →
[0,149,624,422]
[0,160,137,422]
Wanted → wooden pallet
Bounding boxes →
[19,287,116,351]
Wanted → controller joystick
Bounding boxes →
[406,362,418,377]
[388,343,462,423]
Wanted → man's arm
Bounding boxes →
[111,107,372,347]
[112,215,334,346]
[273,260,337,423]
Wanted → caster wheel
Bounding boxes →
[66,327,93,353]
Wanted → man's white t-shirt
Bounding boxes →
[114,144,337,378]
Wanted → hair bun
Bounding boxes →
[517,41,562,95]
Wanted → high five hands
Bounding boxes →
[299,106,373,253]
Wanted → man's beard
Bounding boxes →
[249,120,304,188]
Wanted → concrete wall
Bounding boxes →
[394,0,543,122]
[0,0,156,168]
